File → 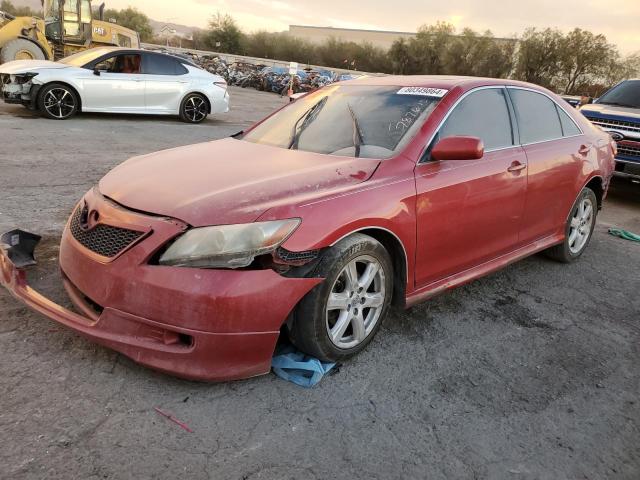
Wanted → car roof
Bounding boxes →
[343,75,546,92]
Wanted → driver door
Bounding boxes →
[81,53,146,112]
[413,87,528,287]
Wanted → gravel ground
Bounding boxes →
[0,87,639,480]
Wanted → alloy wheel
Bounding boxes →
[325,255,386,349]
[43,88,76,119]
[184,96,208,122]
[568,196,594,254]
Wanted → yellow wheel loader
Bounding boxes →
[0,0,139,64]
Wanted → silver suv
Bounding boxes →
[580,79,640,182]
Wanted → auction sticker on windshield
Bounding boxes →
[396,87,448,97]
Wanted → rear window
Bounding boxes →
[144,54,188,75]
[242,85,445,159]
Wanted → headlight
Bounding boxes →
[158,219,300,268]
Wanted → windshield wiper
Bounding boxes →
[347,103,364,158]
[287,96,328,150]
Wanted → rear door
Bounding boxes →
[413,87,528,286]
[507,88,586,243]
[81,52,145,112]
[141,53,190,114]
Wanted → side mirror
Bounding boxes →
[93,67,101,76]
[431,136,484,161]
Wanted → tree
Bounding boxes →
[411,22,456,74]
[558,28,616,94]
[389,38,412,74]
[0,0,38,16]
[514,28,564,88]
[102,7,153,42]
[204,12,244,53]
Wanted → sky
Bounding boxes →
[106,0,639,54]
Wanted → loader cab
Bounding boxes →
[44,0,92,45]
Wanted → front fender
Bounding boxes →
[257,166,418,293]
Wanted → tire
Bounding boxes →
[545,187,598,263]
[0,39,45,63]
[179,93,209,124]
[37,83,79,120]
[288,233,394,362]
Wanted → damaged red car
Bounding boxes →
[0,76,615,381]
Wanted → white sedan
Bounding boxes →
[0,47,229,123]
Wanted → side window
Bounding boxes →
[438,88,514,151]
[63,0,80,37]
[94,54,141,74]
[144,54,186,75]
[556,105,581,137]
[117,34,132,48]
[509,89,564,144]
[80,0,91,23]
[94,55,117,72]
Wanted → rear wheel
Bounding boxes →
[288,233,393,362]
[38,83,79,120]
[179,93,209,123]
[545,187,597,262]
[0,39,45,63]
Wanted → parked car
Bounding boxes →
[0,47,229,123]
[580,79,640,182]
[0,76,615,381]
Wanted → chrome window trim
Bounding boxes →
[420,84,586,162]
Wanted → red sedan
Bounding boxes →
[0,76,615,381]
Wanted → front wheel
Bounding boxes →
[545,187,598,262]
[179,93,209,123]
[288,233,393,362]
[38,83,79,120]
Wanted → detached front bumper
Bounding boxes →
[0,75,40,108]
[0,223,322,381]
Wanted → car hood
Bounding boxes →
[99,138,381,226]
[0,60,70,74]
[581,103,640,121]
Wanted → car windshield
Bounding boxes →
[241,85,443,159]
[597,80,640,109]
[58,48,121,67]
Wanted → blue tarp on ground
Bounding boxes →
[272,345,336,388]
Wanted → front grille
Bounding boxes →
[70,206,144,258]
[584,116,640,134]
[617,143,640,159]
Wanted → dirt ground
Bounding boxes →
[0,87,639,480]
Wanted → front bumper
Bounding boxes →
[1,76,39,108]
[0,192,322,381]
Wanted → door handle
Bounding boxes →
[133,78,144,82]
[507,161,526,173]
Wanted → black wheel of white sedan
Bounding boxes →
[180,94,209,123]
[288,233,393,362]
[38,83,79,120]
[545,187,598,263]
